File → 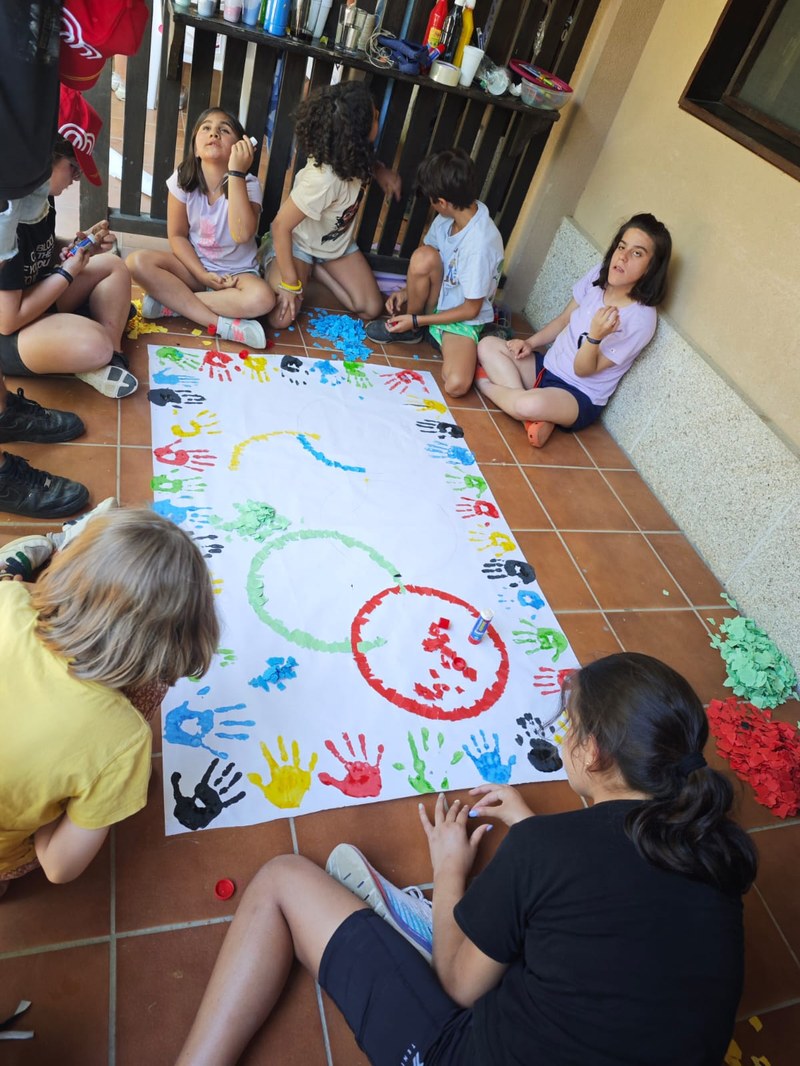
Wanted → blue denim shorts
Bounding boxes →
[534,350,604,432]
[292,240,359,266]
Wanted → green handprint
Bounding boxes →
[392,728,464,794]
[343,360,372,388]
[512,619,569,663]
[155,345,201,370]
[150,473,208,494]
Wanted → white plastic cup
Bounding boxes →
[242,0,262,24]
[459,45,484,86]
[223,0,242,21]
[197,0,216,15]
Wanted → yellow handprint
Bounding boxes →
[170,410,221,438]
[242,354,270,383]
[247,736,318,809]
[406,395,447,415]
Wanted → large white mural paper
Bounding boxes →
[148,344,576,835]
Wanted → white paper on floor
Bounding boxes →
[147,344,576,835]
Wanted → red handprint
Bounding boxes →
[154,440,217,472]
[533,666,576,696]
[380,369,427,394]
[456,497,500,520]
[201,350,235,382]
[318,732,384,798]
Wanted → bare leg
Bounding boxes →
[194,273,275,319]
[313,250,383,319]
[58,254,131,350]
[126,248,222,328]
[405,245,443,315]
[17,314,113,373]
[440,333,478,398]
[476,377,579,426]
[177,855,367,1066]
[477,335,542,389]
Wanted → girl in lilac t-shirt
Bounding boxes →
[476,213,672,447]
[127,108,275,350]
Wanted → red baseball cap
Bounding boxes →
[58,84,103,186]
[60,0,149,91]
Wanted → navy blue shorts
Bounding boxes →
[533,350,604,432]
[318,909,476,1066]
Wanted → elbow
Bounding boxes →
[40,858,83,884]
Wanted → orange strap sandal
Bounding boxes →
[524,419,556,448]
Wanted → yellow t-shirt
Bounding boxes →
[0,582,152,873]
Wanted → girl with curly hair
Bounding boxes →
[268,80,400,330]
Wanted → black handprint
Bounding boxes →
[175,389,207,405]
[194,533,225,558]
[171,758,246,830]
[416,419,465,440]
[482,557,537,587]
[280,355,308,384]
[514,713,562,773]
[148,388,182,407]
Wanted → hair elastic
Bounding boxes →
[677,752,706,777]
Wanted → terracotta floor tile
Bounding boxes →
[120,382,154,446]
[606,609,731,705]
[557,612,624,664]
[752,824,800,956]
[0,520,51,542]
[322,989,371,1065]
[730,1002,800,1059]
[482,464,550,530]
[647,533,727,606]
[575,422,634,468]
[603,469,678,531]
[9,442,117,519]
[0,848,110,952]
[386,356,486,411]
[119,446,155,506]
[115,761,293,932]
[526,467,636,531]
[562,532,687,610]
[0,943,109,1065]
[492,409,594,467]
[451,408,514,464]
[739,888,800,1016]
[116,924,328,1066]
[512,531,596,611]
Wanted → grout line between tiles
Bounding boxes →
[0,935,111,962]
[314,982,335,1066]
[109,828,117,1066]
[115,916,234,940]
[753,884,800,973]
[289,816,299,855]
[748,819,800,833]
[735,996,800,1023]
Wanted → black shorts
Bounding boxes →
[534,350,605,432]
[0,331,33,376]
[319,910,476,1066]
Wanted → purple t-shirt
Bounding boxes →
[167,171,262,275]
[543,265,657,406]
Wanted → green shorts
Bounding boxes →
[427,320,483,350]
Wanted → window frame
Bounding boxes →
[679,0,800,181]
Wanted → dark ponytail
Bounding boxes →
[563,653,757,896]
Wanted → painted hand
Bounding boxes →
[171,758,246,831]
[418,792,491,880]
[247,736,318,809]
[318,732,384,798]
[416,419,464,440]
[468,783,533,826]
[201,351,235,383]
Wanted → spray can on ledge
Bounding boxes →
[440,0,465,65]
[263,0,291,35]
[468,608,493,645]
[424,0,448,50]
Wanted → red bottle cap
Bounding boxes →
[214,878,236,900]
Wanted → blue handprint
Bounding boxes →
[152,367,199,388]
[152,498,212,529]
[163,698,255,759]
[426,440,476,466]
[310,360,342,385]
[462,731,517,784]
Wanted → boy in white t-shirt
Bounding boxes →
[366,148,504,398]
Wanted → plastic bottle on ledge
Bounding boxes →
[453,0,474,67]
[424,0,448,50]
[440,0,465,65]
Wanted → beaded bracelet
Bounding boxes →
[52,267,73,285]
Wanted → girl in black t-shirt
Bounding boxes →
[0,138,137,399]
[176,653,757,1066]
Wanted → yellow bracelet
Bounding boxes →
[279,280,303,293]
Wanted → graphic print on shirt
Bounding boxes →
[320,182,366,245]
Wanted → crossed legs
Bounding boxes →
[476,335,580,427]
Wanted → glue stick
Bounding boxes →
[66,233,97,258]
[468,608,493,644]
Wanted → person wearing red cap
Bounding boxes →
[0,88,137,403]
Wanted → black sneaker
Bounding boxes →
[365,318,425,345]
[0,388,85,444]
[0,452,89,518]
[480,322,513,341]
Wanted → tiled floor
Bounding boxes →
[1,262,799,1063]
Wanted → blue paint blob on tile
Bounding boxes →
[306,310,372,361]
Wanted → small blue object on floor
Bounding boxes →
[307,311,372,361]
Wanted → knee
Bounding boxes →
[241,284,276,318]
[477,335,507,363]
[408,244,441,278]
[125,249,154,284]
[441,370,473,399]
[359,292,385,320]
[247,853,314,902]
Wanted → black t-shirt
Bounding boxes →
[0,2,61,199]
[453,801,743,1066]
[0,202,57,292]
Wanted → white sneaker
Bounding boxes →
[141,294,179,320]
[55,497,119,551]
[326,843,433,962]
[0,534,55,580]
[76,355,138,398]
[217,315,266,349]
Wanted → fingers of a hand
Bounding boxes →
[468,784,495,796]
[470,823,493,850]
[435,791,448,823]
[418,802,434,837]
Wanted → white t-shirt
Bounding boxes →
[544,265,658,406]
[423,201,504,325]
[167,171,261,275]
[290,160,367,261]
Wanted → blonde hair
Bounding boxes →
[30,509,219,688]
